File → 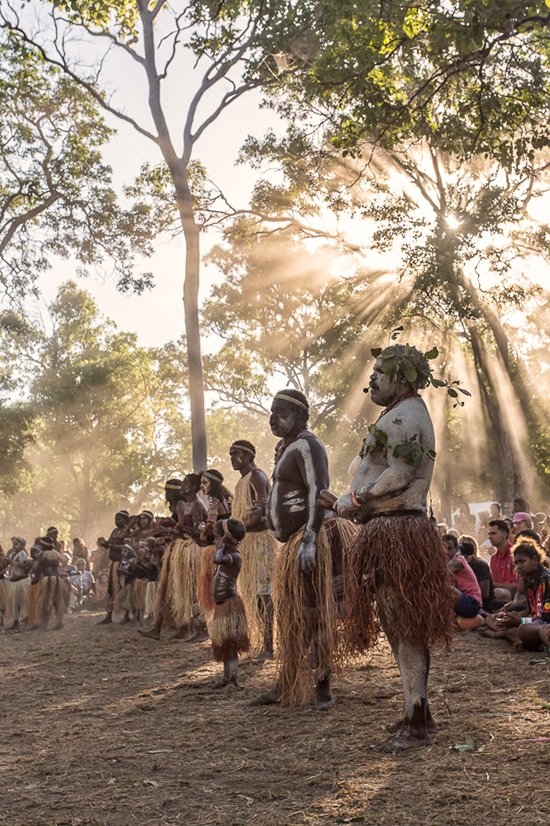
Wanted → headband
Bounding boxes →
[141,510,154,520]
[164,482,182,491]
[274,393,309,412]
[230,443,256,457]
[203,471,222,482]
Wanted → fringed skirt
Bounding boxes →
[154,538,202,627]
[107,561,122,613]
[238,531,278,654]
[144,581,157,618]
[8,578,30,621]
[197,545,217,620]
[37,576,64,627]
[120,578,136,614]
[273,517,358,707]
[210,596,250,662]
[27,582,40,627]
[134,579,146,614]
[344,512,455,651]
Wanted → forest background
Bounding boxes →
[0,0,549,543]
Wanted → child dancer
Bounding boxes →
[210,519,250,687]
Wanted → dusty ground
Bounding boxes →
[0,613,548,826]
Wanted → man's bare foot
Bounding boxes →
[255,649,274,662]
[120,614,131,625]
[213,679,228,689]
[250,688,281,706]
[376,724,433,752]
[97,614,112,625]
[316,679,335,711]
[387,712,437,734]
[172,626,188,640]
[478,627,504,639]
[139,628,160,641]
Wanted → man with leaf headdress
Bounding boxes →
[320,343,460,751]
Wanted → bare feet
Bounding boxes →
[376,723,433,752]
[97,615,112,625]
[387,709,437,734]
[139,628,160,641]
[171,626,189,640]
[316,679,335,711]
[254,649,274,663]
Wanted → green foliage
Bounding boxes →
[392,435,436,469]
[0,33,155,296]
[268,1,550,169]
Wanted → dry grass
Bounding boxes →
[0,615,548,825]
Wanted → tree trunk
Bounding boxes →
[468,325,518,501]
[175,180,207,472]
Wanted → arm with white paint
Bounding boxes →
[294,434,330,574]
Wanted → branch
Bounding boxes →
[0,12,160,145]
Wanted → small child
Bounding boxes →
[210,519,250,687]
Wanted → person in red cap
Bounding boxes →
[511,511,533,540]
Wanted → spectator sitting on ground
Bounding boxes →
[444,534,484,630]
[490,503,501,519]
[488,519,518,601]
[481,540,550,650]
[72,538,90,570]
[459,538,504,613]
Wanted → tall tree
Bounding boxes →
[1,0,313,470]
[0,32,154,298]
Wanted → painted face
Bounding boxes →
[269,399,299,437]
[513,553,539,577]
[201,476,211,495]
[230,448,249,470]
[368,358,399,407]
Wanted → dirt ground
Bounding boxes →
[1,613,548,826]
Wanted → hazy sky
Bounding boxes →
[27,7,282,348]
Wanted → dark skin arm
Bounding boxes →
[245,468,270,531]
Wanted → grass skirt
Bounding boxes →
[197,545,217,619]
[120,579,136,614]
[27,582,39,627]
[344,513,455,651]
[37,576,64,627]
[239,531,278,654]
[210,596,250,662]
[154,538,201,627]
[273,517,358,707]
[0,579,6,614]
[108,561,122,614]
[144,581,157,618]
[8,578,30,621]
[134,579,146,614]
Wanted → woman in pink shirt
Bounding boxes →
[444,534,482,617]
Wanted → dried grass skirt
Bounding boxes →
[210,596,250,662]
[344,513,455,651]
[273,517,358,706]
